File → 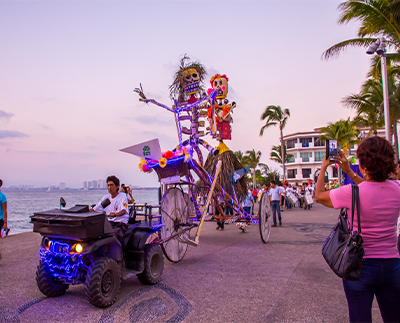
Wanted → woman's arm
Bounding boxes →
[315,156,334,208]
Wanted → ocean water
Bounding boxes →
[3,189,159,235]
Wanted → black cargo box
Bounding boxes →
[30,207,113,240]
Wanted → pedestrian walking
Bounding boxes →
[315,136,400,323]
[0,179,8,261]
[242,189,253,215]
[269,181,284,227]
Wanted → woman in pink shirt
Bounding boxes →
[315,136,400,323]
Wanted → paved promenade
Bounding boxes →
[0,203,384,323]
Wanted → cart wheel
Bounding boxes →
[159,187,189,262]
[259,193,272,243]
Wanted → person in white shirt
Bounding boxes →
[304,182,313,210]
[269,181,284,227]
[285,184,293,209]
[90,175,129,238]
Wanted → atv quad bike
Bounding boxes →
[30,200,164,308]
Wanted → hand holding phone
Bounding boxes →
[326,140,338,160]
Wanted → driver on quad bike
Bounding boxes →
[90,175,128,239]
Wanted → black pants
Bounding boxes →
[110,222,127,241]
[215,207,224,229]
[224,206,233,216]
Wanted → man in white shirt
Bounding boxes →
[269,181,284,227]
[90,175,129,238]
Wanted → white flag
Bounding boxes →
[120,138,162,160]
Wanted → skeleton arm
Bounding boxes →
[134,84,175,113]
[220,102,236,121]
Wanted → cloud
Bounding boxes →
[37,97,56,104]
[128,115,173,126]
[39,124,52,130]
[0,110,14,123]
[15,150,95,159]
[0,130,28,139]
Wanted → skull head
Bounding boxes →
[210,74,229,99]
[183,68,200,95]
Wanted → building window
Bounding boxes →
[286,139,297,149]
[332,167,338,178]
[287,169,297,179]
[315,151,326,162]
[299,137,313,147]
[287,153,297,163]
[314,137,325,147]
[302,168,312,178]
[300,152,311,162]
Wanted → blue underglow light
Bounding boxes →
[39,240,85,284]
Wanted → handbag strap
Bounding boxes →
[351,184,362,234]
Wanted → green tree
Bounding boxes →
[322,0,400,156]
[323,0,400,60]
[234,150,248,167]
[318,118,360,154]
[342,62,400,158]
[269,145,294,164]
[242,149,267,189]
[260,105,290,181]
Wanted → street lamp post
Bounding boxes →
[366,38,391,143]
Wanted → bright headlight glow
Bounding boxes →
[75,244,83,253]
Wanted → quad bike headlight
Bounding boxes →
[70,243,85,254]
[42,237,52,250]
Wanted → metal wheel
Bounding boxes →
[259,192,272,243]
[159,187,189,262]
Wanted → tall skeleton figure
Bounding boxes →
[134,56,218,166]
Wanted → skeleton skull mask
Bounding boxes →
[183,68,200,95]
[210,74,229,99]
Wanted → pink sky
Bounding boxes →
[0,0,373,188]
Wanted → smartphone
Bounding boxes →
[326,139,338,159]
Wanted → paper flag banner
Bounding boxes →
[232,166,252,184]
[120,138,162,160]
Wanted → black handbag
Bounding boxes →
[322,184,364,281]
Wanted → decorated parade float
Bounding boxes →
[28,56,273,308]
[121,55,273,263]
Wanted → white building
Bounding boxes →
[283,127,385,184]
[60,182,66,190]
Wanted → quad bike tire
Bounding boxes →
[85,257,121,308]
[137,244,164,285]
[36,260,69,297]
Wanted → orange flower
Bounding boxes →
[159,157,167,168]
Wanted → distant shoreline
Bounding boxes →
[2,187,159,192]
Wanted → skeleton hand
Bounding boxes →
[133,84,150,103]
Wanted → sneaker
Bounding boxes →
[271,224,277,227]
[279,221,282,226]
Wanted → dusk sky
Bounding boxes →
[1,0,373,188]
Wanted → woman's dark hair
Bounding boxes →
[0,179,2,188]
[357,136,396,182]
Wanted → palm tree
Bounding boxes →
[242,149,267,189]
[342,60,400,158]
[319,118,360,183]
[260,105,290,181]
[319,118,360,154]
[234,150,248,167]
[323,1,400,60]
[270,145,294,164]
